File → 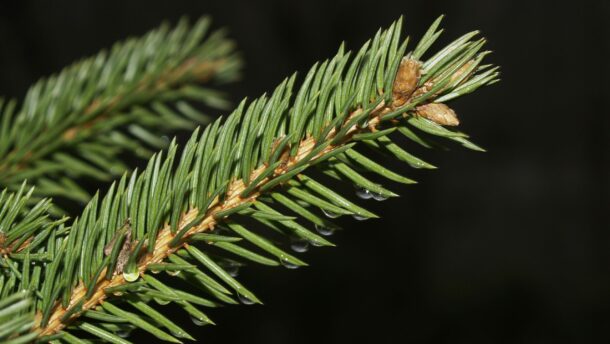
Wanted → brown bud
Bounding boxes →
[392,58,421,107]
[416,103,459,126]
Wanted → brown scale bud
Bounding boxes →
[416,103,460,126]
[392,58,421,107]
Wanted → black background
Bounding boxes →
[0,0,609,343]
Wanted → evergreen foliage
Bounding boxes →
[0,15,498,343]
[0,17,240,212]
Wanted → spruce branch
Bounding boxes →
[0,17,241,209]
[0,15,499,343]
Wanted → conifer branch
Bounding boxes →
[0,16,499,343]
[37,98,395,337]
[0,17,241,209]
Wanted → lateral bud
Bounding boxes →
[416,103,459,126]
[392,58,421,107]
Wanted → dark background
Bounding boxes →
[0,0,608,343]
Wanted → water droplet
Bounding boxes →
[138,295,152,303]
[238,293,255,305]
[290,238,309,253]
[170,330,187,338]
[112,291,124,297]
[154,297,170,305]
[123,270,139,282]
[280,256,300,269]
[321,208,340,218]
[166,270,181,277]
[355,186,372,200]
[191,316,209,326]
[315,224,335,236]
[225,264,240,277]
[352,214,368,221]
[117,328,132,338]
[151,269,160,274]
[309,238,324,247]
[372,193,388,201]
